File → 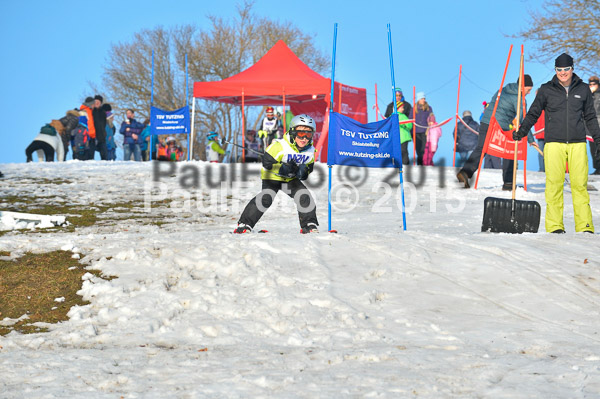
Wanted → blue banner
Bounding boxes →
[150,106,190,135]
[327,112,402,167]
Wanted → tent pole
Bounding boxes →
[190,98,196,160]
[241,89,245,163]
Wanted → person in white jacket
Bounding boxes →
[25,123,64,162]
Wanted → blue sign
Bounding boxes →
[150,106,190,135]
[327,112,402,167]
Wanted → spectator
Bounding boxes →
[206,131,228,163]
[92,95,108,160]
[514,53,600,233]
[397,103,412,165]
[455,110,479,167]
[258,106,281,148]
[386,88,413,164]
[457,75,534,189]
[588,75,600,175]
[119,109,144,161]
[166,137,184,161]
[414,92,433,165]
[71,113,91,161]
[156,136,169,161]
[79,97,96,160]
[244,129,262,163]
[59,109,80,160]
[25,123,64,162]
[385,88,413,119]
[423,113,442,166]
[140,119,151,161]
[103,104,117,161]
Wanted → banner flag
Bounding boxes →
[150,106,190,136]
[327,112,402,168]
[484,116,528,161]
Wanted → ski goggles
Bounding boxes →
[555,66,573,72]
[294,130,314,139]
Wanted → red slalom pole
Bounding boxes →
[412,86,416,165]
[375,83,379,121]
[453,65,462,167]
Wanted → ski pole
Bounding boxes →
[225,141,265,156]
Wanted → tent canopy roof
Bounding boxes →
[193,40,331,105]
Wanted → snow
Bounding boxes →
[0,160,599,398]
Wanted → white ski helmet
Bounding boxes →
[289,114,316,133]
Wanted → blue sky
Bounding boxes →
[2,0,588,171]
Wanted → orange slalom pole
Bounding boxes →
[474,45,513,189]
[412,86,417,165]
[452,65,462,167]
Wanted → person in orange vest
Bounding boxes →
[79,97,96,160]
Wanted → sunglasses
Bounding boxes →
[295,130,313,139]
[555,66,573,72]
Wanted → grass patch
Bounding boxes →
[0,250,113,336]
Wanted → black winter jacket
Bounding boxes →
[93,107,107,141]
[385,100,412,119]
[519,73,600,144]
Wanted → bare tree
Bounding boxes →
[513,0,600,74]
[98,0,329,160]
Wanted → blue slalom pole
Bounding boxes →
[387,24,407,231]
[328,23,338,233]
[151,50,155,106]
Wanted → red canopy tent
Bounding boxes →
[192,40,367,161]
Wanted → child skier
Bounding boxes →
[207,131,228,163]
[234,114,319,234]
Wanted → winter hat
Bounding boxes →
[166,136,176,143]
[416,92,426,101]
[589,76,600,85]
[94,95,103,103]
[101,103,112,112]
[463,110,472,118]
[555,53,574,68]
[83,97,95,107]
[78,115,88,127]
[395,88,403,93]
[517,74,534,87]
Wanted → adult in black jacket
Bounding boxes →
[385,88,413,165]
[92,95,108,160]
[514,53,600,233]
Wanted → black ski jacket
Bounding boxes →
[519,73,600,144]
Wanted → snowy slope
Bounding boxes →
[0,161,599,398]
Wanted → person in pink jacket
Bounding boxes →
[423,113,442,165]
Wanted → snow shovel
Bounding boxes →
[481,48,541,234]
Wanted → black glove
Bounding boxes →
[296,164,309,180]
[278,161,299,178]
[512,128,527,141]
[262,152,277,170]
